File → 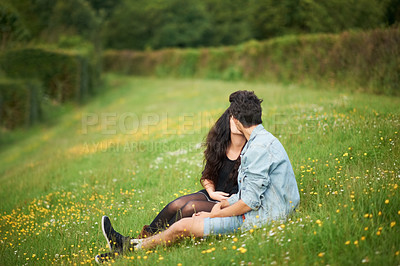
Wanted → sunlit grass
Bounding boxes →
[0,74,399,265]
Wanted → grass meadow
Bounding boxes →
[0,74,399,265]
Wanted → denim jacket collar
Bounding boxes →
[241,124,264,155]
[248,124,264,141]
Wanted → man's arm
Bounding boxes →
[226,192,239,206]
[196,199,251,218]
[210,199,251,217]
[239,147,271,210]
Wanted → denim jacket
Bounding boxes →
[227,124,300,231]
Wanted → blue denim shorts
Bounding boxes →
[203,216,243,236]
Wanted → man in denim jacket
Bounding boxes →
[224,90,300,231]
[95,91,300,263]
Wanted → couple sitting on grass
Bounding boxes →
[95,90,300,263]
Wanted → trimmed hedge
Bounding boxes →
[0,47,101,103]
[0,47,101,129]
[0,79,42,129]
[103,28,400,95]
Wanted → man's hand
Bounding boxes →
[209,191,229,201]
[220,199,230,209]
[210,202,223,215]
[194,203,223,218]
[193,211,212,218]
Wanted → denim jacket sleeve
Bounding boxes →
[227,193,239,206]
[240,145,271,210]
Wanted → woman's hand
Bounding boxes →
[209,191,229,201]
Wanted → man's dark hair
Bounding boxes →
[229,90,263,127]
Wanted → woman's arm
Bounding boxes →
[202,179,229,201]
[202,178,215,194]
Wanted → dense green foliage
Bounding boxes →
[103,0,210,50]
[0,0,105,130]
[0,75,399,265]
[1,0,100,47]
[1,0,399,50]
[0,79,42,129]
[103,0,398,50]
[0,47,101,129]
[103,28,400,95]
[0,2,30,50]
[0,47,100,103]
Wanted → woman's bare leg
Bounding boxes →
[141,217,205,249]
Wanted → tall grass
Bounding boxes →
[0,75,399,265]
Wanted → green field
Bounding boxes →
[1,74,399,265]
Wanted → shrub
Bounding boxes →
[102,28,400,95]
[0,79,42,129]
[0,47,100,103]
[0,46,101,129]
[0,2,30,50]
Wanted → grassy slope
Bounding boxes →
[0,74,399,265]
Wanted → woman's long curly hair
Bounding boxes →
[201,109,241,190]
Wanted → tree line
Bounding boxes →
[1,0,399,51]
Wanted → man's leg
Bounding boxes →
[96,215,243,263]
[96,216,205,263]
[140,216,205,249]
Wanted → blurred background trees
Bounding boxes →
[1,0,398,51]
[1,0,399,130]
[0,2,30,50]
[103,0,210,50]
